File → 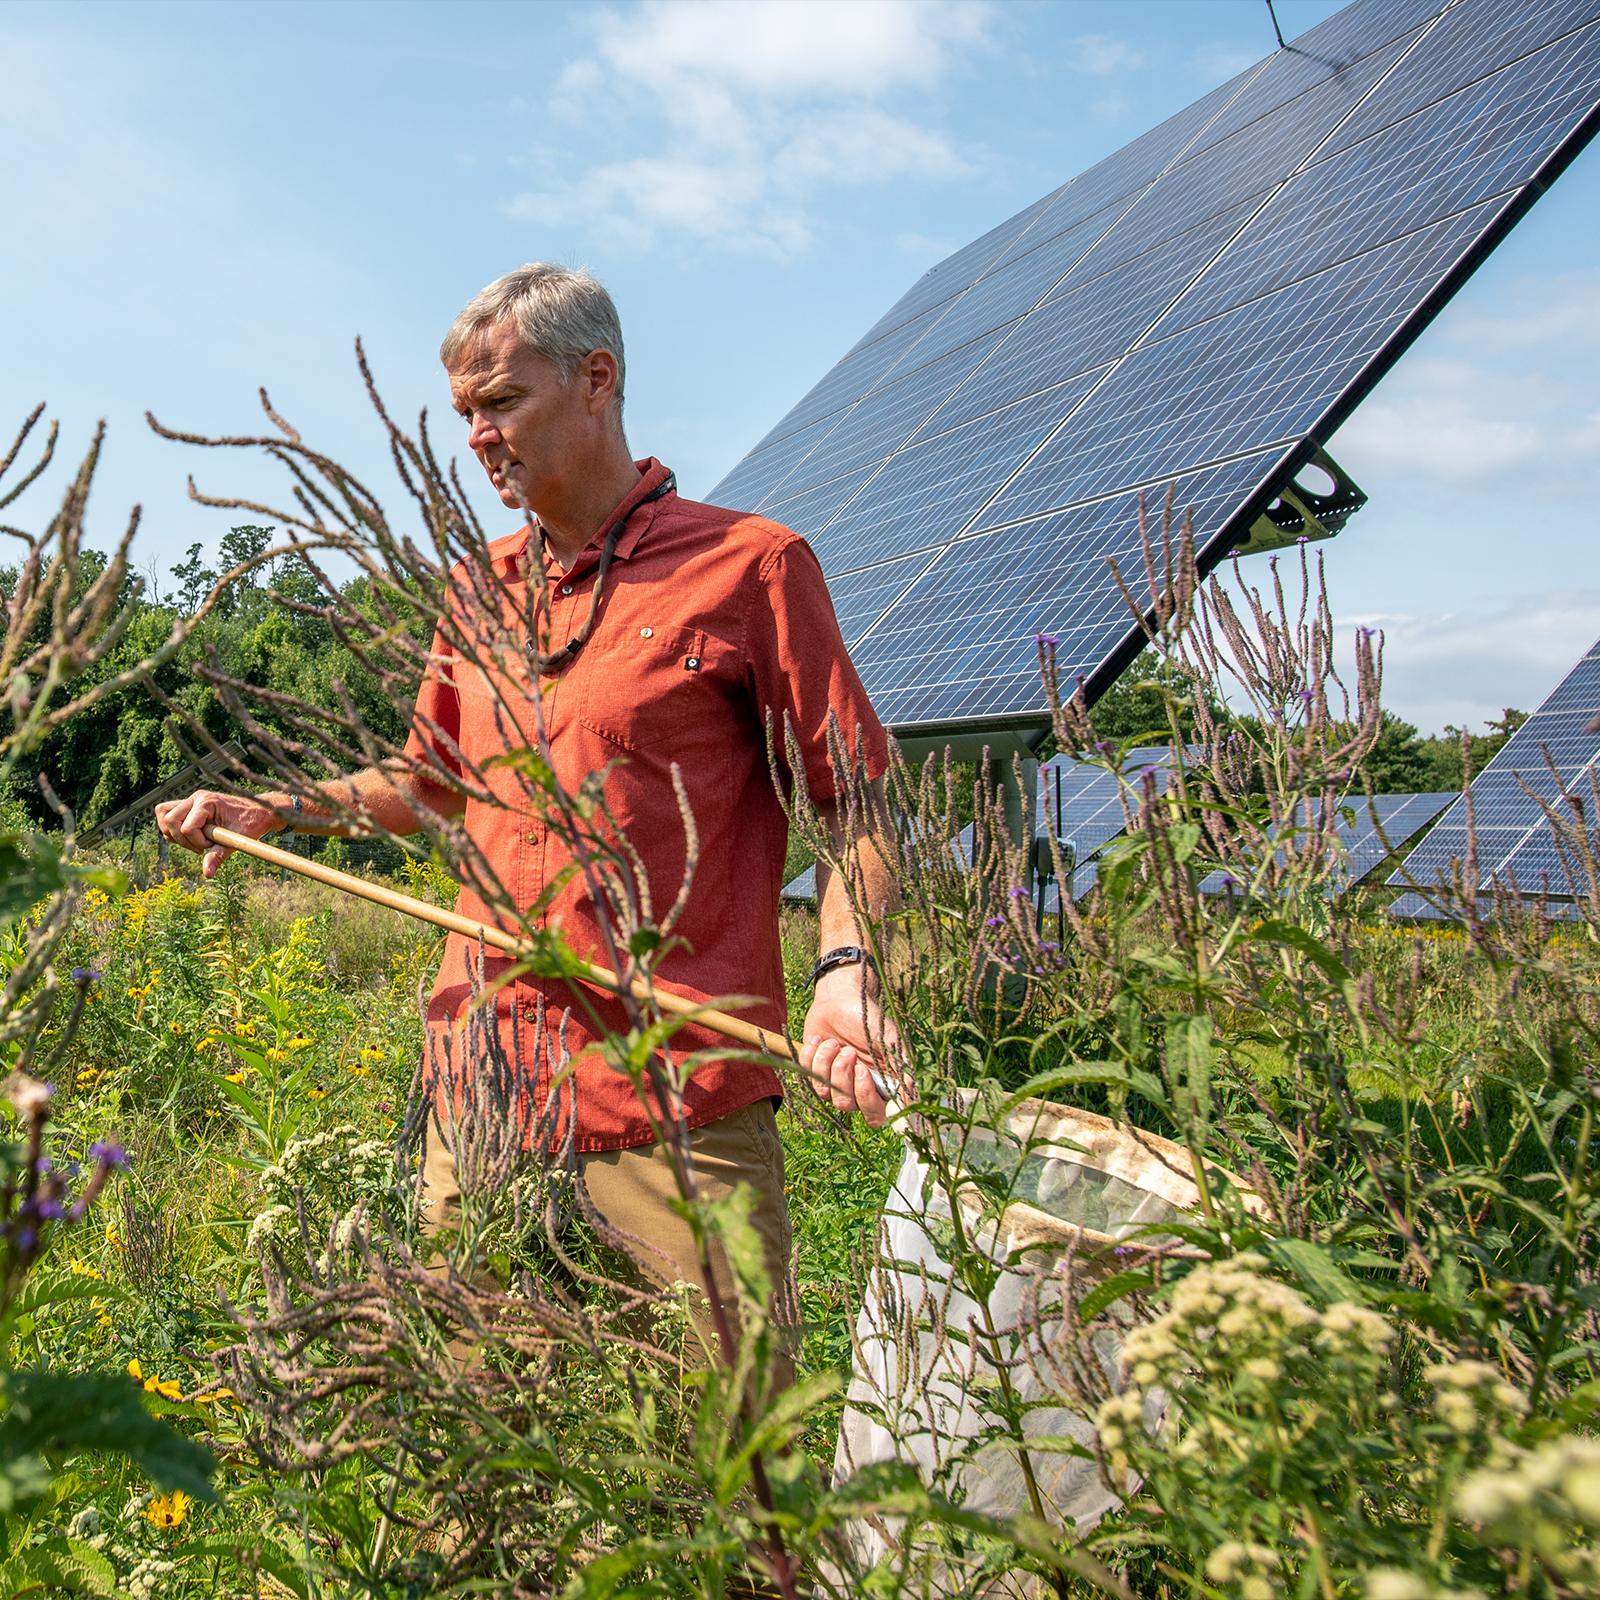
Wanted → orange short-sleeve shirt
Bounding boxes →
[404,458,889,1152]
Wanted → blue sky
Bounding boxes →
[4,0,1597,735]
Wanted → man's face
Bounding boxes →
[447,319,586,512]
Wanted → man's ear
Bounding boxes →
[580,349,621,416]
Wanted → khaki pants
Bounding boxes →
[420,1097,795,1369]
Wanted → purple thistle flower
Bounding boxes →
[89,1141,129,1169]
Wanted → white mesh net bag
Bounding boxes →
[831,1091,1258,1593]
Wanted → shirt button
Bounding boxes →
[526,830,538,843]
[640,626,653,638]
[560,583,573,595]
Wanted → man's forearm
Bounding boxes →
[262,760,465,838]
[814,783,900,957]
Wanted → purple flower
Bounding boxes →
[89,1141,129,1169]
[1039,941,1060,952]
[1221,874,1240,891]
[70,966,101,985]
[985,916,1006,927]
[1034,632,1060,647]
[1358,626,1375,640]
[15,1227,36,1252]
[1299,689,1313,705]
[33,1156,51,1174]
[1138,763,1158,778]
[35,1198,64,1221]
[1008,886,1030,899]
[1296,534,1309,545]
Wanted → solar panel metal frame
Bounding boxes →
[710,0,1600,741]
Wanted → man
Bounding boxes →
[157,262,897,1331]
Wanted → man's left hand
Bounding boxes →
[799,966,902,1128]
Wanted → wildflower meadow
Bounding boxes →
[4,393,1599,1600]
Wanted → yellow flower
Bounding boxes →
[144,1374,184,1401]
[76,1067,102,1085]
[223,1071,248,1085]
[126,985,144,999]
[236,1019,257,1037]
[307,1087,328,1101]
[106,1220,124,1252]
[348,1065,371,1078]
[69,1258,103,1280]
[359,1046,386,1063]
[168,1020,185,1035]
[196,1036,215,1052]
[127,1357,144,1380]
[97,1310,113,1328]
[287,1036,314,1051]
[266,1047,288,1062]
[145,1490,191,1529]
[192,1386,235,1407]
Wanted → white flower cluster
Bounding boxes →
[246,1203,293,1253]
[1204,1539,1279,1600]
[1096,1252,1393,1471]
[126,1557,177,1600]
[1364,1569,1486,1600]
[1455,1434,1600,1586]
[1422,1358,1528,1437]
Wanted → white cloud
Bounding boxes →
[1332,350,1600,489]
[1064,33,1143,76]
[1440,270,1600,352]
[502,0,991,259]
[1343,592,1600,733]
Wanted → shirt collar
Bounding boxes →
[537,457,676,582]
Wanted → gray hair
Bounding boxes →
[440,262,626,411]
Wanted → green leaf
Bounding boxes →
[1165,1013,1214,1137]
[1261,1238,1369,1306]
[0,1370,215,1516]
[1250,919,1351,983]
[1,1537,120,1596]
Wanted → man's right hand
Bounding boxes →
[154,791,283,880]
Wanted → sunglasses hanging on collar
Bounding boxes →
[527,471,676,675]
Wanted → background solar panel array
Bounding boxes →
[1390,634,1600,898]
[1197,790,1455,896]
[778,747,1174,903]
[710,0,1600,734]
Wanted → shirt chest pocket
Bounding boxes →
[572,624,722,752]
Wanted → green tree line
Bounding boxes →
[4,530,1523,835]
[2,525,422,831]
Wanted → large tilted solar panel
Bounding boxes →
[1196,790,1455,896]
[1390,635,1600,898]
[710,0,1600,735]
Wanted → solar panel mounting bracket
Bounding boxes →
[1234,447,1367,558]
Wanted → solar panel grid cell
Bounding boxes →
[809,372,1109,570]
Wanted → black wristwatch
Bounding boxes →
[809,945,876,987]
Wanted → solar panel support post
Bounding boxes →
[1233,448,1367,558]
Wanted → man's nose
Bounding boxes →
[467,413,500,453]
